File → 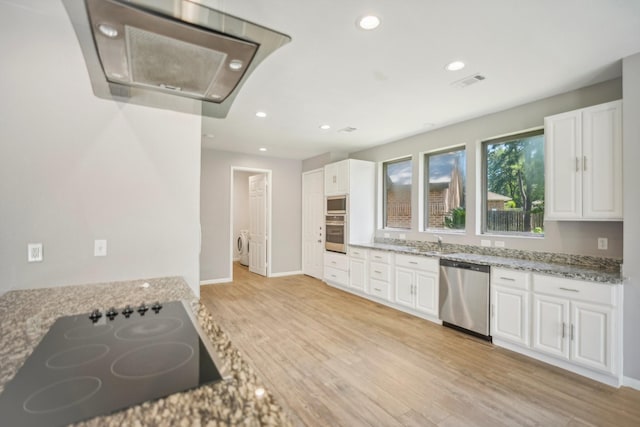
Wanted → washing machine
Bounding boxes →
[238,229,249,266]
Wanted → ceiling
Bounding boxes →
[197,0,640,160]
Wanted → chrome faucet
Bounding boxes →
[437,235,443,252]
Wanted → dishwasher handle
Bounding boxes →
[440,258,490,273]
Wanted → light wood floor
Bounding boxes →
[200,263,640,427]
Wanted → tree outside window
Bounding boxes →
[383,157,412,229]
[483,130,544,235]
[424,148,466,231]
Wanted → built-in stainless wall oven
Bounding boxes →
[325,215,346,253]
[326,195,347,214]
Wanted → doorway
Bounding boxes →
[302,168,324,279]
[230,167,272,280]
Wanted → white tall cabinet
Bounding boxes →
[544,100,622,220]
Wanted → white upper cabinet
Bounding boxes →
[324,160,349,195]
[545,100,622,220]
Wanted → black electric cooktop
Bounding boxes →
[0,300,225,427]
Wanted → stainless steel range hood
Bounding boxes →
[63,0,291,118]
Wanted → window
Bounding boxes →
[424,147,466,231]
[482,130,544,236]
[383,157,412,229]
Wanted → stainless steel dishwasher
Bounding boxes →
[439,258,491,340]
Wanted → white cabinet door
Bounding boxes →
[415,271,438,316]
[582,101,622,219]
[492,286,529,346]
[545,110,582,220]
[571,301,614,374]
[394,267,414,308]
[249,174,268,276]
[324,160,349,195]
[349,258,366,292]
[533,294,570,360]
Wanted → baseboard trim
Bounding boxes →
[200,278,232,285]
[623,376,640,390]
[270,270,303,278]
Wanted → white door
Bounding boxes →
[394,267,414,308]
[571,301,614,374]
[532,294,570,360]
[492,286,529,346]
[415,271,438,317]
[249,174,267,276]
[302,169,324,279]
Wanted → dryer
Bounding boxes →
[238,229,249,266]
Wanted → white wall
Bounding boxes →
[233,171,252,260]
[623,52,640,383]
[351,79,624,258]
[0,1,201,295]
[201,149,302,281]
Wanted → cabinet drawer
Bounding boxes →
[325,266,349,286]
[492,268,531,290]
[369,262,390,282]
[369,278,390,300]
[369,250,391,264]
[324,252,349,271]
[395,254,438,272]
[349,247,368,260]
[533,274,616,306]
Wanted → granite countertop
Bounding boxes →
[0,277,292,427]
[350,242,623,284]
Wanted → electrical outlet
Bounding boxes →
[383,232,390,238]
[27,243,43,262]
[94,239,107,257]
[480,239,491,247]
[597,237,608,250]
[494,241,505,248]
[399,233,406,239]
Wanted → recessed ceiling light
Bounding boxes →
[357,15,381,30]
[256,111,267,118]
[98,23,118,38]
[319,124,331,130]
[259,147,267,152]
[445,61,465,71]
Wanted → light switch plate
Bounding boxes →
[399,233,406,239]
[480,239,491,247]
[494,241,505,248]
[597,237,608,250]
[94,239,107,257]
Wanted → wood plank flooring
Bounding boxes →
[200,263,640,427]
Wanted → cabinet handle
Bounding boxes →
[331,274,336,278]
[374,270,382,274]
[375,256,382,259]
[562,322,566,338]
[499,277,516,281]
[374,287,381,292]
[575,157,579,172]
[409,261,418,265]
[333,176,337,184]
[491,303,494,318]
[583,156,587,171]
[570,324,575,341]
[331,261,336,264]
[558,287,579,293]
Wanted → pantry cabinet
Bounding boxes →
[544,100,622,220]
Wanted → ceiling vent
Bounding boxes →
[451,73,486,89]
[338,126,358,133]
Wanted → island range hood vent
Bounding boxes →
[69,0,291,117]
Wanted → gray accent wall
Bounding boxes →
[623,52,640,382]
[200,149,302,281]
[0,1,202,296]
[350,78,624,259]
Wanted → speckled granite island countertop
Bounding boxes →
[0,277,292,427]
[350,242,623,284]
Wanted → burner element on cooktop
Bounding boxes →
[151,301,163,313]
[106,307,118,321]
[88,309,102,323]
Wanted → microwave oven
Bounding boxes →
[326,195,347,214]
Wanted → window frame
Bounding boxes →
[480,128,545,237]
[423,145,467,233]
[382,156,413,230]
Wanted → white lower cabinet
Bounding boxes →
[349,258,366,292]
[531,274,618,376]
[394,258,439,318]
[324,252,349,287]
[492,286,530,347]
